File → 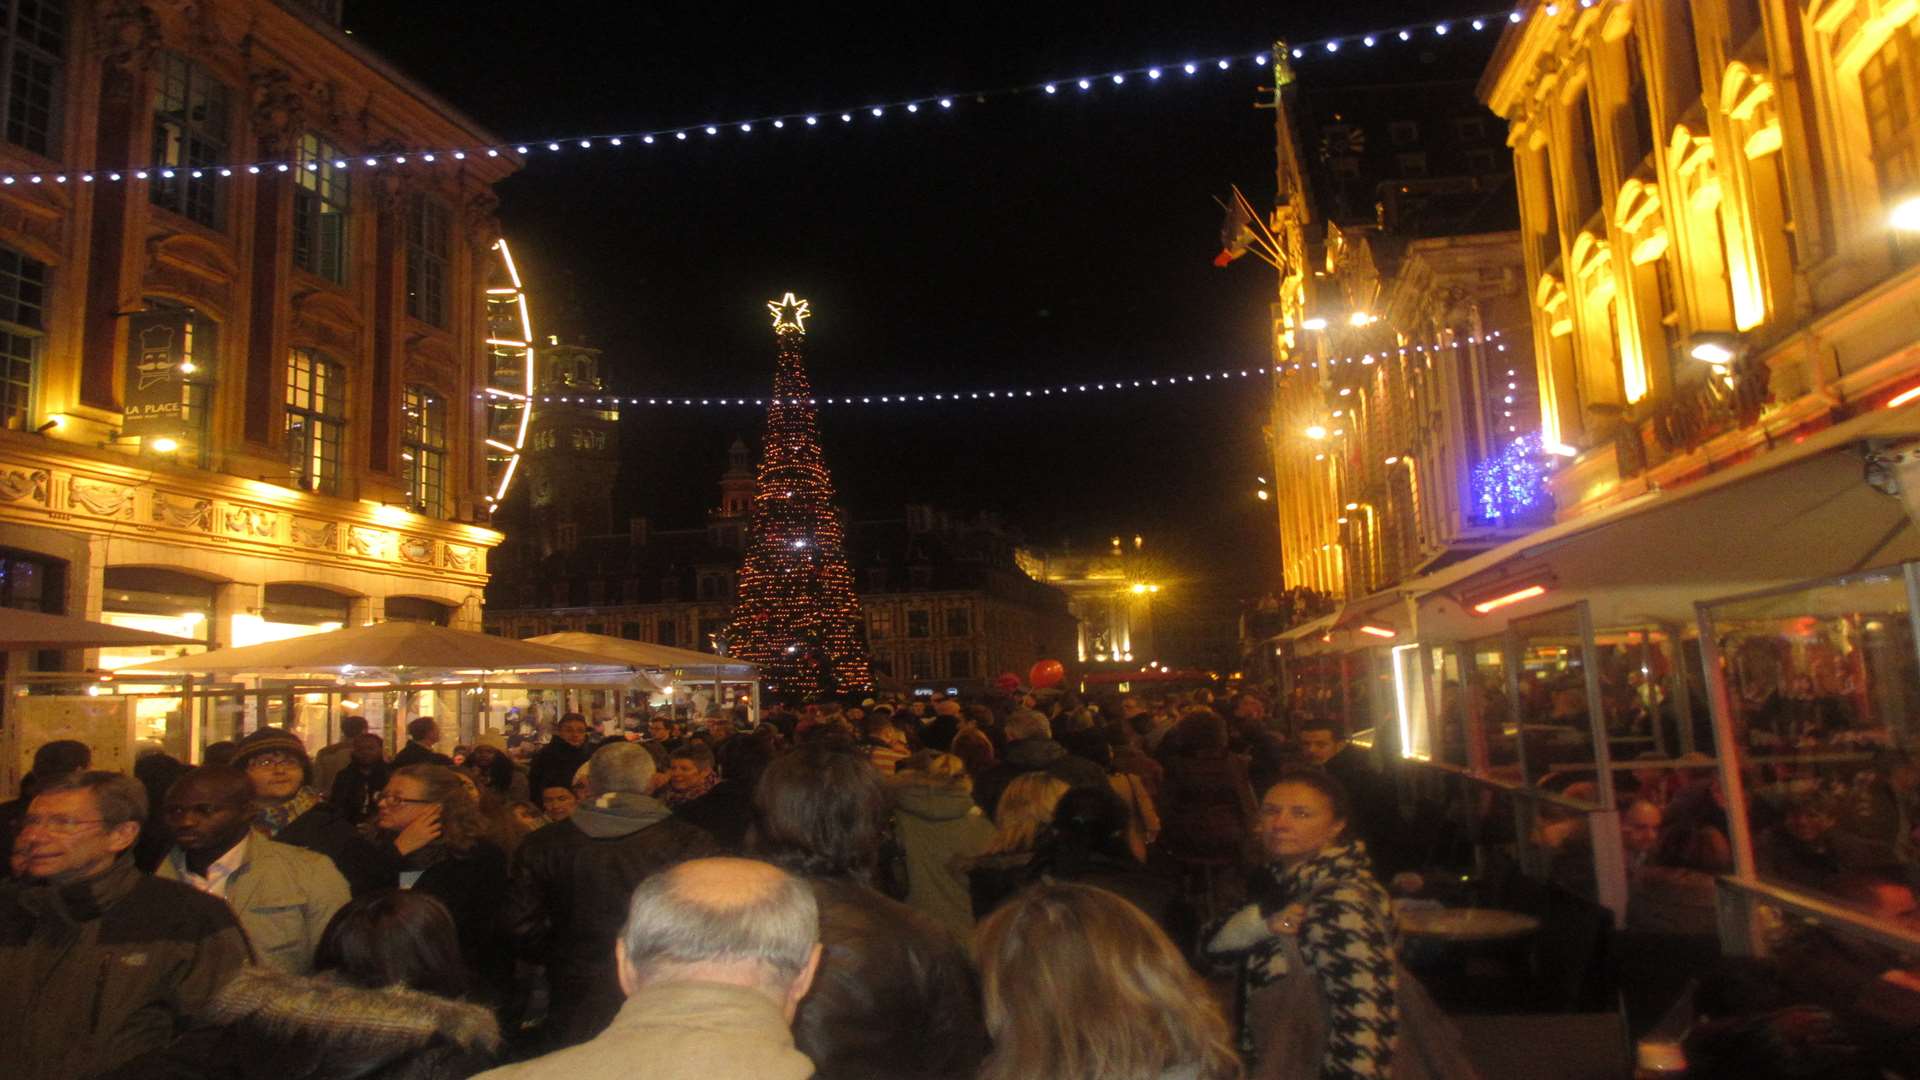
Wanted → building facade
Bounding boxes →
[1265,34,1544,607]
[1485,0,1920,514]
[0,2,521,753]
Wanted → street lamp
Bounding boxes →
[1304,424,1328,440]
[1300,317,1328,331]
[1688,332,1741,367]
[1890,195,1920,233]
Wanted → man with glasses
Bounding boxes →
[155,765,349,974]
[0,771,249,1079]
[233,727,377,894]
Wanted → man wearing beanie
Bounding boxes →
[231,728,380,894]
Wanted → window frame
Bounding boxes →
[0,0,64,158]
[149,52,229,230]
[0,245,46,432]
[404,193,452,328]
[284,347,345,495]
[401,384,447,518]
[292,133,351,285]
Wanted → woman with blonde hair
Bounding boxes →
[966,771,1070,917]
[344,763,512,1004]
[892,751,997,937]
[976,882,1242,1080]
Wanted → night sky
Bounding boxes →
[345,0,1489,599]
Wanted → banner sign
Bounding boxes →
[123,309,190,438]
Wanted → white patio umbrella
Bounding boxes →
[121,620,644,682]
[526,632,760,679]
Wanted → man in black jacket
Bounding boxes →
[972,709,1108,819]
[528,713,597,802]
[504,742,718,1050]
[391,718,453,769]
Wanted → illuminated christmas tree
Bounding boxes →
[727,293,875,699]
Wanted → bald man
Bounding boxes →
[480,857,820,1079]
[156,766,349,975]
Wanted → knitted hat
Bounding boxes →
[232,726,312,772]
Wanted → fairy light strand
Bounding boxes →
[490,331,1507,409]
[0,8,1530,186]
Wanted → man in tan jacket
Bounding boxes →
[479,857,820,1080]
[156,765,349,974]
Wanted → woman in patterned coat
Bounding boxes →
[1203,767,1474,1080]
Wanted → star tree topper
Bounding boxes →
[768,292,811,333]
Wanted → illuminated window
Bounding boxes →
[405,194,451,327]
[0,246,44,431]
[868,608,892,642]
[142,299,216,466]
[284,348,344,494]
[1862,26,1920,205]
[150,54,227,229]
[0,0,63,156]
[402,385,446,517]
[293,133,350,283]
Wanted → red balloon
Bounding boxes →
[994,672,1023,693]
[1029,659,1065,689]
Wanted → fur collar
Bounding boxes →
[205,968,501,1056]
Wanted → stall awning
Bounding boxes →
[121,621,639,680]
[1407,404,1920,640]
[527,632,760,680]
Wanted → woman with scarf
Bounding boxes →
[346,763,512,1005]
[1203,767,1475,1080]
[232,727,372,891]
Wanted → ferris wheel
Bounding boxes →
[481,237,535,511]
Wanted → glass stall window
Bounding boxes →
[1510,606,1604,804]
[1704,568,1920,916]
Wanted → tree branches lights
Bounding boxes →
[511,331,1508,410]
[1471,431,1552,522]
[0,8,1539,187]
[726,298,875,699]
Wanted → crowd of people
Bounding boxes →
[0,683,1914,1078]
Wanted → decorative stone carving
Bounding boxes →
[462,192,503,249]
[349,526,394,559]
[444,544,477,572]
[143,259,233,313]
[69,478,135,519]
[0,468,49,504]
[224,506,279,538]
[152,492,213,531]
[291,517,338,550]
[247,67,306,157]
[0,199,66,263]
[94,1,162,96]
[398,536,434,565]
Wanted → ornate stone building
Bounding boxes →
[1264,31,1542,608]
[1484,0,1920,516]
[0,2,521,751]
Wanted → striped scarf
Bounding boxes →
[255,786,322,836]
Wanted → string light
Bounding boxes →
[504,330,1510,410]
[0,9,1525,186]
[1472,432,1552,522]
